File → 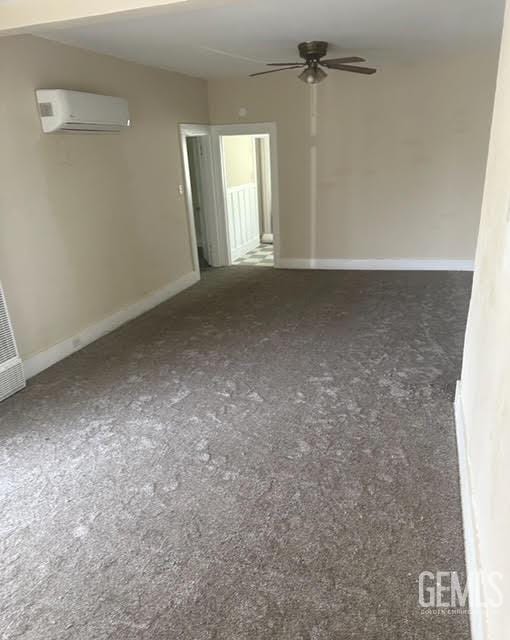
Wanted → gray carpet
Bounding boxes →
[0,267,471,639]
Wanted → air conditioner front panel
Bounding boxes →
[36,89,130,133]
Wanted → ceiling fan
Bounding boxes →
[250,41,376,84]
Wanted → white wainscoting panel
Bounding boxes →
[226,183,261,262]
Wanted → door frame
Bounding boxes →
[180,122,280,269]
[211,122,280,267]
[179,124,223,271]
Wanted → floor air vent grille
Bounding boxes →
[0,282,25,402]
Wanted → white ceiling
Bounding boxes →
[34,0,505,78]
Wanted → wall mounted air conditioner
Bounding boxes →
[0,282,25,402]
[36,89,130,133]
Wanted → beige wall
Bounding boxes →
[208,50,497,261]
[222,135,256,188]
[0,35,208,360]
[315,51,497,260]
[460,1,510,636]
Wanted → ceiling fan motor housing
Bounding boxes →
[298,41,329,62]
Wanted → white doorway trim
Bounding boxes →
[211,122,280,267]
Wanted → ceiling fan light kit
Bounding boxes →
[299,65,327,85]
[250,40,377,84]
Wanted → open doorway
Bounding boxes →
[213,122,280,268]
[180,122,280,272]
[220,134,273,267]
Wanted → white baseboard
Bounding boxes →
[261,233,274,244]
[23,270,200,379]
[455,381,487,640]
[278,258,475,271]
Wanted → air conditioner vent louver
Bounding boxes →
[0,360,25,403]
[0,287,17,363]
[0,283,25,402]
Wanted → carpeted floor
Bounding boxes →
[0,267,471,640]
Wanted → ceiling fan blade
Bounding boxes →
[266,62,304,66]
[320,56,366,64]
[322,63,377,74]
[250,65,304,77]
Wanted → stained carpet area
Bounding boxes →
[0,268,471,640]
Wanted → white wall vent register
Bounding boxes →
[0,282,25,402]
[36,89,130,133]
